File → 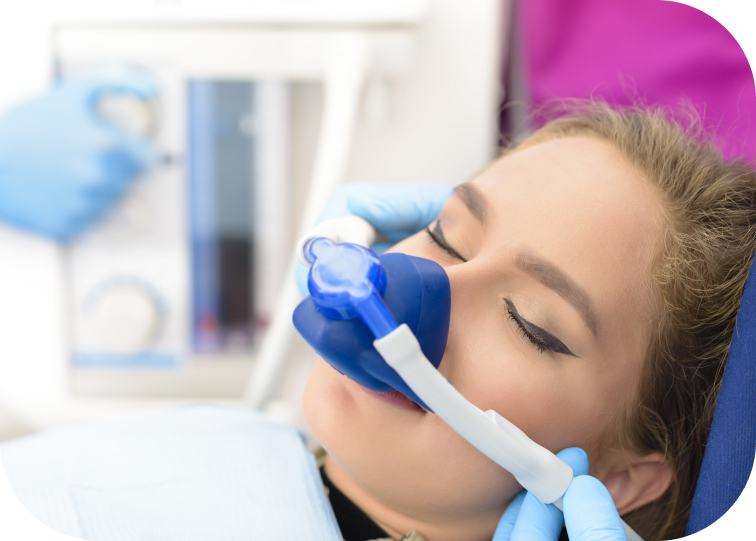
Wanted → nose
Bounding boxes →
[434,260,486,380]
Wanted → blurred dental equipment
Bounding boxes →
[294,217,644,541]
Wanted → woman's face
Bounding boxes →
[303,136,665,540]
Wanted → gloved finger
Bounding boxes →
[80,185,125,218]
[55,206,101,242]
[295,263,310,298]
[58,218,91,243]
[557,447,590,476]
[381,228,429,245]
[346,183,451,236]
[107,131,158,175]
[363,226,422,250]
[87,133,156,199]
[509,492,562,541]
[78,65,158,106]
[371,241,392,254]
[373,228,428,251]
[509,448,589,541]
[563,476,627,541]
[492,492,526,541]
[20,213,69,242]
[61,170,129,240]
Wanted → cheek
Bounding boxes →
[442,302,612,455]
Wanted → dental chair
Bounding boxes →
[686,260,756,535]
[0,263,753,540]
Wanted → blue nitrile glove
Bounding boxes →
[296,183,452,295]
[343,183,453,252]
[0,67,157,241]
[493,448,627,541]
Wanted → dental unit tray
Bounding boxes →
[295,216,644,541]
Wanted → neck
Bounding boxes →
[323,456,502,541]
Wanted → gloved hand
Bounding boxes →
[493,448,627,541]
[337,183,453,252]
[0,67,157,241]
[296,182,452,295]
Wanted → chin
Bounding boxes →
[303,359,411,475]
[303,359,361,448]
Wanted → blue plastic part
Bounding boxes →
[303,238,399,338]
[353,294,398,339]
[293,246,451,410]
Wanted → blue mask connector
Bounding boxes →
[302,237,398,338]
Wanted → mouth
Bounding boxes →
[357,384,426,413]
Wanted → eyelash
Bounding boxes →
[506,299,575,356]
[424,224,467,262]
[506,309,549,354]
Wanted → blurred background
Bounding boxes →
[0,0,751,440]
[0,0,503,438]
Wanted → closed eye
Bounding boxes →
[505,298,576,357]
[425,221,468,262]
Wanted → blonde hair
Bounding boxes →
[520,103,756,540]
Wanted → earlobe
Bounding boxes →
[601,451,673,515]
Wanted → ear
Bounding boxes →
[599,451,673,515]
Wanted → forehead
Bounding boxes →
[470,136,664,342]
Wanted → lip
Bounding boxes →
[358,384,426,413]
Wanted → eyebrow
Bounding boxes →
[515,252,599,337]
[453,183,487,223]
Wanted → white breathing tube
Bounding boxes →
[305,216,644,541]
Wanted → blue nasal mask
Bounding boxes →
[293,237,450,410]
